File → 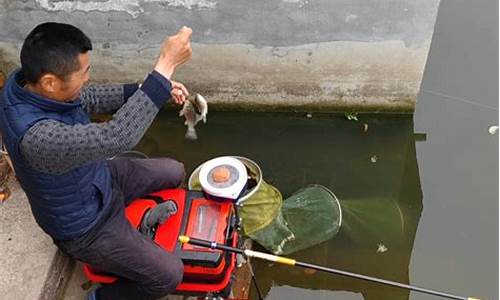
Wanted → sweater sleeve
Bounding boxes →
[20,73,171,175]
[80,83,139,114]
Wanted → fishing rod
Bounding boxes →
[179,236,480,300]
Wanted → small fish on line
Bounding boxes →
[179,93,208,140]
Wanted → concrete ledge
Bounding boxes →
[0,177,75,300]
[0,179,61,300]
[39,250,76,300]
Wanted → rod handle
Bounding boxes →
[178,235,245,254]
[179,235,190,244]
[179,235,214,248]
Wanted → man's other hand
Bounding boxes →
[154,26,193,80]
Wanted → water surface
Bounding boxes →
[138,110,436,300]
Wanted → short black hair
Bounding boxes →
[20,22,92,84]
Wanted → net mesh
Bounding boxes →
[338,196,405,245]
[248,184,342,255]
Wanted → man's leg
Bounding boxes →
[56,158,186,300]
[59,201,184,300]
[97,215,183,300]
[107,157,185,205]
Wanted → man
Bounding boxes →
[0,22,193,300]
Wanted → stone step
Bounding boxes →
[0,179,73,300]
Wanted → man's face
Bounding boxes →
[53,52,90,102]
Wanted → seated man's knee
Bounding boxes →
[165,159,185,187]
[147,256,184,297]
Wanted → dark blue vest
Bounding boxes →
[0,70,113,240]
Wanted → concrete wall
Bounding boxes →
[0,0,440,112]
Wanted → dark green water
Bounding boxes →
[137,110,436,300]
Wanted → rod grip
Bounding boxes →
[178,235,245,254]
[179,235,213,248]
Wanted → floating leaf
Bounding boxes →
[345,112,358,121]
[0,186,10,203]
[488,126,498,135]
[81,280,93,290]
[377,243,388,253]
[362,123,369,133]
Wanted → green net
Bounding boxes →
[279,184,342,254]
[189,158,342,256]
[238,181,283,235]
[242,183,342,255]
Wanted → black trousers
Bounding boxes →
[56,158,186,300]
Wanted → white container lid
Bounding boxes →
[199,156,248,200]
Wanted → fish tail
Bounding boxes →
[185,127,198,140]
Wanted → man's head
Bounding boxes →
[21,22,92,102]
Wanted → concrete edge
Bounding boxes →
[39,249,76,300]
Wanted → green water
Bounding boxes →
[137,110,433,300]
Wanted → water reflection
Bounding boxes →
[251,129,422,300]
[137,110,422,300]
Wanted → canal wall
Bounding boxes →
[0,0,440,112]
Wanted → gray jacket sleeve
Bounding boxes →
[20,73,171,175]
[80,83,139,114]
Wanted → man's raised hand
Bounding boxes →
[154,26,193,80]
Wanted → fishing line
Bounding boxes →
[247,258,263,300]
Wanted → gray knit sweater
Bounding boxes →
[20,72,172,175]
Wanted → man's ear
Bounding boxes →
[38,74,60,93]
